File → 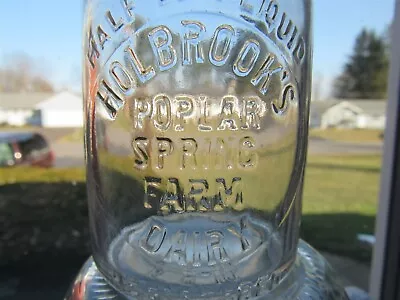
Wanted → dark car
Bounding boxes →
[0,132,54,167]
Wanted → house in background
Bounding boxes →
[310,99,387,129]
[309,100,337,128]
[34,92,83,128]
[0,93,52,126]
[0,91,83,128]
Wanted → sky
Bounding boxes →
[0,0,395,97]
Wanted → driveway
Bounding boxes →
[7,127,379,168]
[49,138,383,168]
[308,137,383,155]
[0,127,75,142]
[52,142,85,168]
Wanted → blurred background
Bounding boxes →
[0,0,395,299]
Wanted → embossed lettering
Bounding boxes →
[233,39,260,77]
[239,136,258,168]
[132,135,259,173]
[139,224,252,269]
[164,230,187,266]
[133,137,149,170]
[293,37,306,63]
[201,138,212,170]
[215,178,243,208]
[184,192,197,212]
[227,218,254,252]
[106,10,124,31]
[272,84,296,116]
[214,137,234,170]
[131,214,269,286]
[251,54,283,95]
[287,27,298,50]
[181,138,198,169]
[141,225,166,253]
[214,138,227,170]
[213,184,226,212]
[152,94,172,131]
[133,98,152,129]
[198,96,212,131]
[87,27,99,68]
[148,26,177,71]
[97,25,110,49]
[188,179,210,211]
[91,11,302,124]
[264,0,279,31]
[142,177,249,212]
[209,25,235,67]
[144,177,161,209]
[160,178,183,212]
[192,231,202,267]
[96,80,124,119]
[130,94,265,131]
[156,137,173,169]
[174,95,194,131]
[126,45,156,83]
[262,1,306,64]
[218,96,240,130]
[181,20,206,65]
[110,61,135,93]
[121,0,135,18]
[241,98,261,129]
[206,230,229,265]
[277,13,293,41]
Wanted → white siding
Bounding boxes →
[321,105,359,129]
[0,109,7,124]
[356,114,386,129]
[3,110,34,126]
[35,92,84,128]
[41,110,83,128]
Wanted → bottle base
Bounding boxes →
[65,240,351,299]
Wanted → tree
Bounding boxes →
[333,73,353,99]
[334,28,389,99]
[0,53,55,93]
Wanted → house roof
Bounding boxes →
[311,99,387,116]
[35,91,83,110]
[0,93,53,110]
[345,100,387,116]
[310,100,339,114]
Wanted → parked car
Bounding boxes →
[0,132,54,167]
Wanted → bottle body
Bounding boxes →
[83,0,312,298]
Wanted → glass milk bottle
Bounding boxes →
[76,0,350,299]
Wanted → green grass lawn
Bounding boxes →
[0,154,381,262]
[310,128,383,143]
[59,128,84,143]
[63,128,384,144]
[302,154,381,261]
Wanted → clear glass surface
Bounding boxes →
[83,0,312,298]
[66,242,350,300]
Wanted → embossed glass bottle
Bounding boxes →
[80,0,349,299]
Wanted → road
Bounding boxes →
[1,128,382,167]
[51,142,85,168]
[51,136,384,168]
[308,137,383,155]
